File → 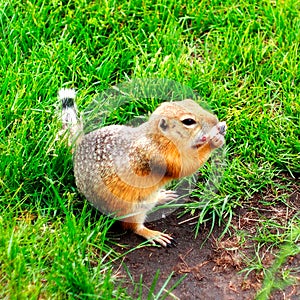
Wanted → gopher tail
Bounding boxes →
[58,88,83,148]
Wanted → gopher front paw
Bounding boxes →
[209,122,226,148]
[157,189,178,204]
[210,133,225,148]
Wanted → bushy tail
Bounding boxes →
[58,88,83,147]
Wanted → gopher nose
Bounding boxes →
[217,122,227,135]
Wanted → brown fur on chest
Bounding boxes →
[99,136,183,203]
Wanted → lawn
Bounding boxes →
[0,0,299,299]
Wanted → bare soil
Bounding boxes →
[110,179,300,299]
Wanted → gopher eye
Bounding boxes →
[181,118,197,126]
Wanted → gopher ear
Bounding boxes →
[158,117,169,132]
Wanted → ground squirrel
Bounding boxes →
[59,88,226,247]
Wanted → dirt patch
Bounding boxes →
[110,180,299,299]
[111,214,259,299]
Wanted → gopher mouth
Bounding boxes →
[194,135,208,148]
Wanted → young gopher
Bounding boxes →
[59,88,226,247]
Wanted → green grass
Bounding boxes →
[256,225,300,299]
[1,0,299,298]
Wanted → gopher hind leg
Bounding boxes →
[122,213,173,247]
